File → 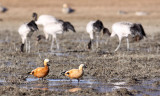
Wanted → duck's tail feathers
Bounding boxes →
[61,71,66,75]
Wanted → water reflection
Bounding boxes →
[36,51,85,58]
[0,78,159,95]
[68,87,82,92]
[21,81,49,91]
[25,78,130,92]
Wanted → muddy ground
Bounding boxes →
[0,0,160,96]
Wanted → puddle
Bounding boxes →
[35,52,69,57]
[0,40,9,43]
[0,78,159,95]
[36,51,85,58]
[23,78,129,92]
[131,79,160,96]
[73,39,89,43]
[0,60,12,66]
[0,79,6,83]
[0,79,7,86]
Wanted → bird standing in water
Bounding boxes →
[62,64,87,82]
[28,59,50,80]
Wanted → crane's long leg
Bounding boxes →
[105,38,110,46]
[115,37,122,52]
[50,38,54,51]
[96,35,99,49]
[88,32,94,50]
[49,35,52,41]
[26,39,28,53]
[88,39,93,49]
[126,37,129,51]
[55,37,60,50]
[28,40,31,53]
[21,38,25,52]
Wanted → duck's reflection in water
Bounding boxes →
[68,87,82,92]
[31,82,49,91]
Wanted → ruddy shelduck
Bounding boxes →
[28,59,50,80]
[62,64,87,82]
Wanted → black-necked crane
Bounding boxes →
[111,21,146,51]
[86,20,110,49]
[61,64,87,82]
[18,12,39,53]
[35,15,58,26]
[36,15,76,51]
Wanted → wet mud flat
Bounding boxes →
[0,0,160,95]
[0,28,160,96]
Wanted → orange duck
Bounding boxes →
[28,59,50,80]
[62,64,87,82]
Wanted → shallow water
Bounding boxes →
[23,78,130,93]
[17,78,160,95]
[132,79,160,96]
[0,78,159,95]
[36,51,85,58]
[0,39,9,43]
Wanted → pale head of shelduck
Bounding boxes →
[79,64,87,70]
[44,59,50,66]
[63,3,68,8]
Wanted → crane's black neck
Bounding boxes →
[93,20,104,32]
